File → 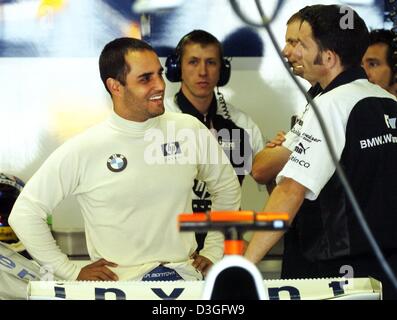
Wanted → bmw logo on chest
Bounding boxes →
[107,154,127,172]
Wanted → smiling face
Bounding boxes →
[282,19,304,77]
[180,43,221,104]
[294,21,327,86]
[114,50,165,122]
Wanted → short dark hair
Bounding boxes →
[99,37,155,94]
[299,4,369,69]
[369,29,395,73]
[287,11,302,25]
[176,29,224,61]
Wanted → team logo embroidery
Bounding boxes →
[162,142,181,156]
[294,142,310,155]
[384,114,396,129]
[192,179,211,212]
[107,154,127,172]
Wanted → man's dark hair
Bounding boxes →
[176,29,224,60]
[369,29,395,77]
[299,5,369,69]
[287,11,302,25]
[99,37,155,94]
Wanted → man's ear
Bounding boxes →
[324,50,339,69]
[106,78,122,96]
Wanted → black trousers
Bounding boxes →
[282,229,397,300]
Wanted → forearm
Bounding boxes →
[244,178,305,264]
[244,230,285,264]
[198,126,241,211]
[9,198,80,280]
[201,159,241,212]
[251,146,291,185]
[200,167,239,262]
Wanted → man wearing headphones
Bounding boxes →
[164,30,264,272]
[362,29,397,98]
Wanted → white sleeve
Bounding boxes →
[282,102,314,152]
[277,97,347,200]
[231,106,266,187]
[249,120,265,157]
[222,102,264,162]
[282,128,300,152]
[8,144,82,280]
[195,124,241,262]
[249,120,267,192]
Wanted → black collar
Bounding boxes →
[307,83,322,99]
[321,66,367,94]
[175,90,217,128]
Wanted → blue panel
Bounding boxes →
[0,0,387,57]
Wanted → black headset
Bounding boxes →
[165,30,231,87]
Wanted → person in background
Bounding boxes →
[9,37,241,281]
[252,9,321,190]
[283,11,306,78]
[362,28,397,98]
[164,29,264,264]
[0,173,31,259]
[246,4,397,300]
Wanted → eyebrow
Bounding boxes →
[187,55,218,60]
[286,37,298,43]
[137,67,164,79]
